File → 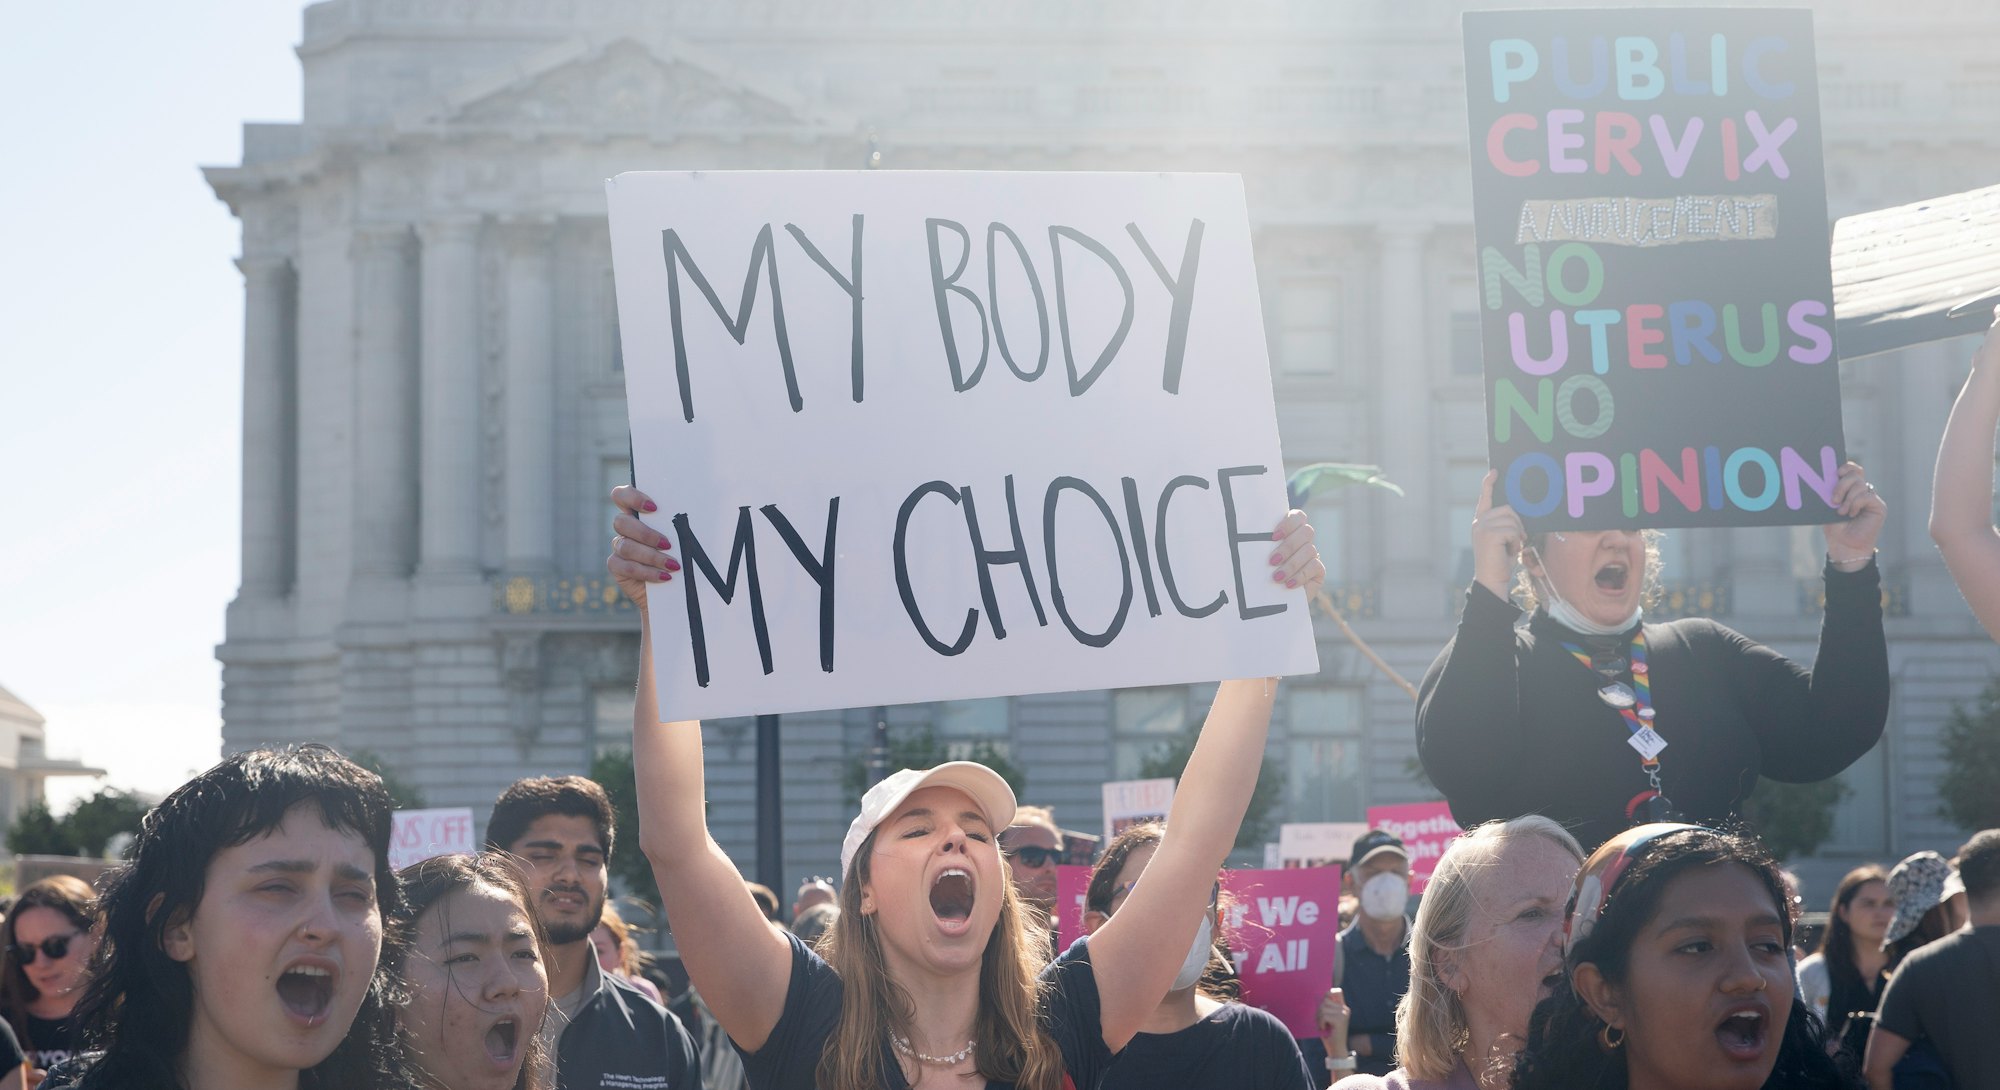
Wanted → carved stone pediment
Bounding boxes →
[418,38,853,139]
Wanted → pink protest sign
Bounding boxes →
[1366,800,1464,894]
[1221,866,1342,1038]
[1054,864,1093,953]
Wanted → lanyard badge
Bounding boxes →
[1563,631,1675,823]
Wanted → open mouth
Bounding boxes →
[276,963,336,1025]
[1715,1009,1768,1060]
[930,867,974,925]
[1594,562,1629,592]
[485,1017,520,1065]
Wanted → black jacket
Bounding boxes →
[1417,560,1888,851]
[558,965,705,1090]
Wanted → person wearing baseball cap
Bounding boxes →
[606,484,1327,1090]
[1318,830,1413,1080]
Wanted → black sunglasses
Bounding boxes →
[11,933,79,966]
[1005,845,1061,868]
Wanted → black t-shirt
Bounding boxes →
[1874,925,2000,1090]
[24,1013,76,1071]
[0,1017,22,1072]
[738,931,1108,1090]
[1099,1001,1312,1090]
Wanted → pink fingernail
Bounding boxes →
[1272,570,1286,583]
[659,536,673,550]
[1287,578,1299,588]
[658,571,671,581]
[643,501,658,512]
[665,558,681,571]
[1270,551,1284,565]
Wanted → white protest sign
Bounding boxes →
[1102,777,1176,843]
[389,807,477,872]
[607,171,1319,720]
[1277,821,1368,869]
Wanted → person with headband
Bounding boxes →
[1511,824,1856,1090]
[1080,821,1313,1090]
[605,483,1326,1090]
[1416,469,1889,851]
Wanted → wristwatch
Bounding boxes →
[1326,1052,1358,1072]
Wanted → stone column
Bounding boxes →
[1375,222,1437,618]
[238,254,294,596]
[501,217,557,573]
[351,224,418,578]
[417,217,484,579]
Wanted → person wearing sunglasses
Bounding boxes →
[1081,821,1312,1090]
[1418,467,1888,853]
[0,874,98,1077]
[998,807,1065,922]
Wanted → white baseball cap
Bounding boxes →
[840,763,1018,878]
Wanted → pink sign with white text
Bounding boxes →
[1055,864,1092,953]
[1365,800,1464,894]
[1221,867,1343,1038]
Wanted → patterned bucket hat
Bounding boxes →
[1882,851,1953,948]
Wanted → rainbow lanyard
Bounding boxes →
[1560,631,1665,771]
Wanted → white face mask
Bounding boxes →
[1360,872,1410,921]
[1172,912,1214,992]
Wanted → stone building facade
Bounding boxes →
[208,0,2000,900]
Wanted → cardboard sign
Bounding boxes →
[1832,183,2000,360]
[1102,777,1176,842]
[1366,801,1464,895]
[1222,867,1344,1037]
[1278,821,1369,870]
[608,171,1320,720]
[390,807,477,872]
[1463,10,1846,530]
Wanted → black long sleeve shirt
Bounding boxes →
[1416,560,1889,852]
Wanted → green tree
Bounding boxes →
[843,727,1027,807]
[348,749,427,809]
[63,788,152,858]
[1741,777,1851,861]
[1137,723,1283,851]
[1939,678,2000,831]
[590,747,658,904]
[6,801,79,857]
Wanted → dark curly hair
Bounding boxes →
[1511,827,1857,1090]
[1084,821,1239,1002]
[72,744,409,1090]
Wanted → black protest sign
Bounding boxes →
[1464,8,1845,530]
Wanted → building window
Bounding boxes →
[1284,687,1365,822]
[1277,278,1339,376]
[592,684,636,758]
[934,697,1012,760]
[1112,687,1192,781]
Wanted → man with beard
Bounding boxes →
[487,776,702,1090]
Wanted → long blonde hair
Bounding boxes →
[1396,815,1583,1082]
[817,827,1062,1090]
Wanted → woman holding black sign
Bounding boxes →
[1416,465,1888,852]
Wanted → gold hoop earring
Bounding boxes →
[1598,1023,1625,1051]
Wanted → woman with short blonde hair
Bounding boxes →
[1335,815,1582,1090]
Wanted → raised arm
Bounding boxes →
[1931,310,2000,640]
[609,485,794,1051]
[1086,510,1323,1054]
[1416,469,1530,822]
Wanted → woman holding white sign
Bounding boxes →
[1418,465,1888,852]
[607,485,1325,1090]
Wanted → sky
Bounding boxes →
[1,4,308,809]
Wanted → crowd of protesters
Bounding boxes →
[0,314,1994,1090]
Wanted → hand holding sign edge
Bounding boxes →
[609,485,681,607]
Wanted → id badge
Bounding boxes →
[1627,727,1667,761]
